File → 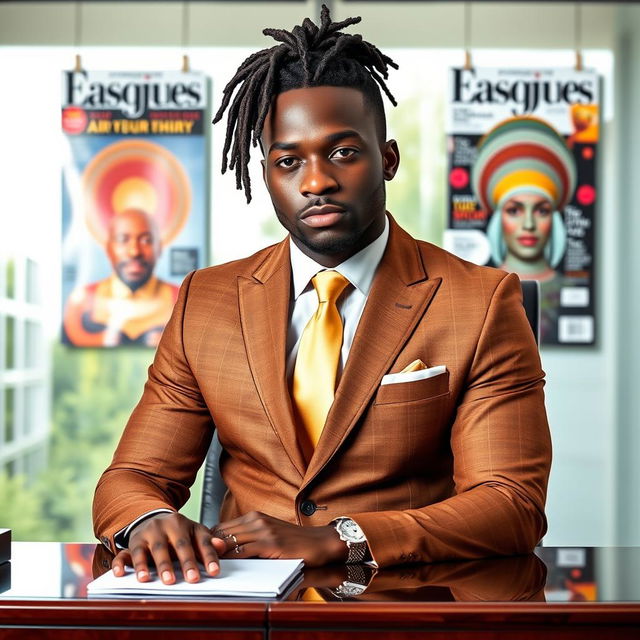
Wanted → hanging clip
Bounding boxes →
[574,2,583,71]
[463,2,473,71]
[181,2,190,73]
[464,50,473,71]
[74,54,83,73]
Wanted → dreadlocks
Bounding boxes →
[212,4,398,203]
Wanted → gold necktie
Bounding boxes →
[293,270,350,453]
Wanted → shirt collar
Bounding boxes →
[289,214,389,300]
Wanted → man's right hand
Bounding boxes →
[111,512,227,584]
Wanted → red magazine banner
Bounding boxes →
[445,68,599,345]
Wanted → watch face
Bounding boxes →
[338,518,366,543]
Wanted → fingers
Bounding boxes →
[111,549,133,577]
[130,539,154,582]
[213,510,265,535]
[127,513,221,584]
[221,541,262,559]
[169,533,203,584]
[194,530,221,577]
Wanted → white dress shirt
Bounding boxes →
[114,216,390,549]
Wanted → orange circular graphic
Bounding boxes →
[82,140,192,247]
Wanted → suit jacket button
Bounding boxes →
[101,537,110,547]
[102,558,110,569]
[299,500,317,516]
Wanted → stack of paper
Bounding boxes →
[87,558,304,598]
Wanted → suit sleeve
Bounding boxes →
[346,272,552,567]
[92,271,215,553]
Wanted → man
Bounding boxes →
[63,208,179,347]
[93,6,551,584]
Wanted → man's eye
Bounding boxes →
[331,148,357,159]
[276,157,298,168]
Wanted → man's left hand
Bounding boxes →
[212,511,348,567]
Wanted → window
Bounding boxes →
[4,315,15,369]
[3,387,15,444]
[5,259,15,300]
[25,321,40,368]
[0,44,614,544]
[26,258,39,304]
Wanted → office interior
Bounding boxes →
[0,0,638,564]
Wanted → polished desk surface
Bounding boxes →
[1,542,640,638]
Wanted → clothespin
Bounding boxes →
[464,50,473,71]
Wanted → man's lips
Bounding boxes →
[517,235,538,247]
[122,260,148,274]
[300,204,345,229]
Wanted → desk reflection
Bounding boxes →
[92,544,545,602]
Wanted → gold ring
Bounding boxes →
[225,534,238,546]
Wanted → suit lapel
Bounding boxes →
[238,239,306,479]
[302,219,442,488]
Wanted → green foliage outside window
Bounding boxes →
[0,344,203,541]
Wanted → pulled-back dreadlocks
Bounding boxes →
[212,4,398,203]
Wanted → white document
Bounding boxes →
[87,558,304,598]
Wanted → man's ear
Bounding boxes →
[382,140,400,181]
[261,158,266,184]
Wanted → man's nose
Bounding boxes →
[299,159,339,196]
[126,241,142,256]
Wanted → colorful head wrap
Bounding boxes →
[472,116,576,213]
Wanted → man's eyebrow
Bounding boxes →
[268,130,363,154]
[325,130,363,144]
[269,141,298,153]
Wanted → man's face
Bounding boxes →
[106,210,160,291]
[261,86,399,267]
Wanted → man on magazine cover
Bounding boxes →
[64,208,179,347]
[94,5,551,583]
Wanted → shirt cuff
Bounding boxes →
[114,509,174,550]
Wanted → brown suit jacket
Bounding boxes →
[93,216,551,568]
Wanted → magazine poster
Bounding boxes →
[445,67,599,345]
[61,70,209,347]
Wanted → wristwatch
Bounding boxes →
[333,517,368,564]
[331,564,376,599]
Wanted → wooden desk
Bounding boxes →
[1,543,639,638]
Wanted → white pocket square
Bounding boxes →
[381,365,447,386]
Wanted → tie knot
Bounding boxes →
[312,270,350,304]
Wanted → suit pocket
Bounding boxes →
[373,370,450,406]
